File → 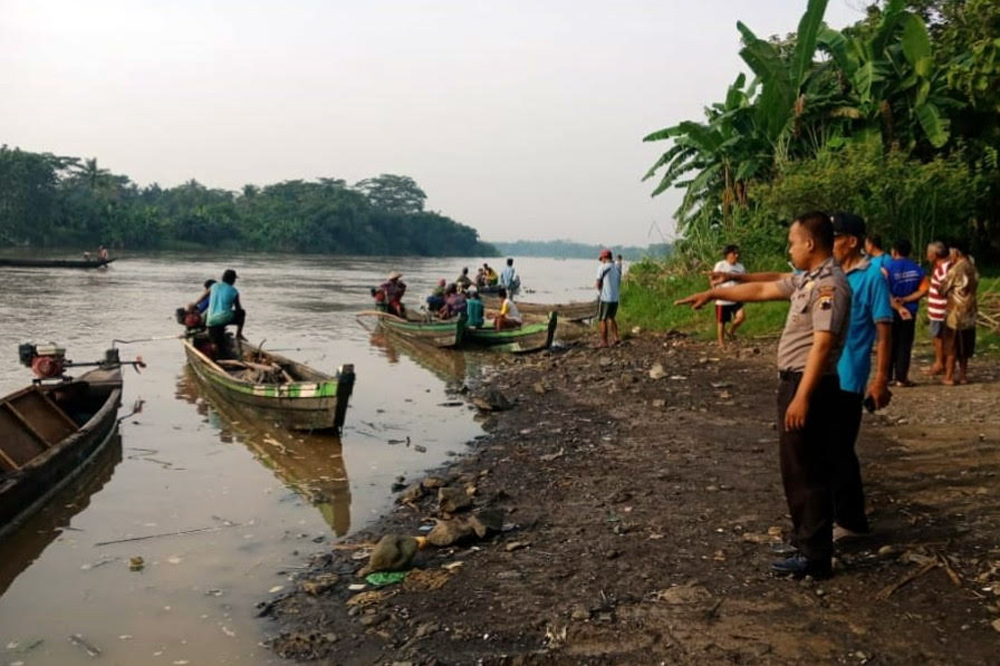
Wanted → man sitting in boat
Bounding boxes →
[466,286,485,328]
[377,272,407,318]
[426,278,447,311]
[206,269,247,349]
[456,267,473,293]
[438,283,467,319]
[483,263,499,286]
[493,287,522,330]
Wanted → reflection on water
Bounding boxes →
[0,433,123,598]
[368,330,470,387]
[176,368,352,536]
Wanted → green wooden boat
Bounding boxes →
[464,312,558,353]
[482,297,596,322]
[363,311,466,349]
[183,337,355,432]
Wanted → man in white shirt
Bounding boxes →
[595,248,622,347]
[710,244,747,347]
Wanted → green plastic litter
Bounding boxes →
[365,571,409,587]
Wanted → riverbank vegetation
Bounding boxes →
[627,0,1000,348]
[491,239,670,260]
[0,150,494,257]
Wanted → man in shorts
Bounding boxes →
[595,248,621,348]
[710,244,747,347]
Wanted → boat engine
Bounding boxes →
[19,343,67,379]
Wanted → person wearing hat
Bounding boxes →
[456,267,473,293]
[206,268,247,349]
[595,248,622,348]
[378,271,407,318]
[465,285,485,328]
[676,211,851,578]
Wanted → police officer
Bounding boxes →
[676,211,851,577]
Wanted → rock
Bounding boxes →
[533,382,546,395]
[540,449,564,462]
[649,363,667,380]
[128,556,144,571]
[992,618,1000,633]
[472,390,514,412]
[390,476,407,492]
[358,535,426,576]
[300,573,340,596]
[427,519,476,547]
[438,486,473,513]
[397,483,424,504]
[422,476,449,489]
[652,399,666,408]
[505,541,530,552]
[469,509,505,538]
[571,608,591,621]
[654,584,712,605]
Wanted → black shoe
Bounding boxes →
[770,554,831,579]
[770,542,799,556]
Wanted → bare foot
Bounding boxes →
[941,378,956,386]
[923,365,943,376]
[958,377,969,385]
[593,342,608,349]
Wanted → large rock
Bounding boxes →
[438,486,473,513]
[469,508,505,538]
[426,519,476,547]
[472,389,514,412]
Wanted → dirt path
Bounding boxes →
[262,332,1000,665]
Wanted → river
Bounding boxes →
[0,254,597,665]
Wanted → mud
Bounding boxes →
[262,332,1000,665]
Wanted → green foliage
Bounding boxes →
[643,0,1000,263]
[0,150,492,256]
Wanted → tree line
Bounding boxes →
[0,150,495,257]
[644,0,1000,266]
[491,239,671,260]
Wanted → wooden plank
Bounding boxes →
[0,406,46,468]
[3,402,53,448]
[33,389,81,432]
[10,391,78,444]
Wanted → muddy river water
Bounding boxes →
[0,254,595,665]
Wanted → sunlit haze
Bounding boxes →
[1,1,865,246]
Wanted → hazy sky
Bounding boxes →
[1,1,865,246]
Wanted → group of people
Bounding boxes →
[679,212,980,579]
[370,261,524,330]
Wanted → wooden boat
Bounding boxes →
[182,336,355,432]
[464,311,559,353]
[176,368,352,536]
[482,296,597,322]
[0,258,116,269]
[0,432,122,596]
[0,367,123,540]
[364,311,466,349]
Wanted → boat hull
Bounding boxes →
[464,312,558,353]
[0,368,123,540]
[376,313,465,348]
[482,297,596,322]
[183,339,354,432]
[0,258,116,269]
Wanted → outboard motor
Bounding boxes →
[19,343,67,380]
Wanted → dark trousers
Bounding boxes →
[777,373,840,562]
[890,315,916,381]
[208,309,246,350]
[832,390,869,533]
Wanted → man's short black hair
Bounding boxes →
[723,244,740,257]
[949,237,968,255]
[794,211,834,252]
[867,233,883,251]
[222,269,237,284]
[506,258,514,266]
[203,278,217,289]
[892,238,912,257]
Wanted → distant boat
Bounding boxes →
[0,366,123,540]
[481,296,597,322]
[0,257,116,269]
[182,336,356,433]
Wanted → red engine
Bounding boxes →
[19,344,67,379]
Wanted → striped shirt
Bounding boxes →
[927,260,950,322]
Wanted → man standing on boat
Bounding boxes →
[206,269,247,347]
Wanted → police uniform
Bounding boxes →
[775,256,851,566]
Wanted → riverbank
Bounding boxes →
[261,332,1000,664]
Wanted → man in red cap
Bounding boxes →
[595,248,622,347]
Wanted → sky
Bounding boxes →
[0,0,867,246]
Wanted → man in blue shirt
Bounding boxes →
[499,258,520,297]
[207,268,247,348]
[829,213,893,539]
[595,248,621,347]
[886,239,926,386]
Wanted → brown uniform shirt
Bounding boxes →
[775,256,851,374]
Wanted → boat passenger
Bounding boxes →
[439,283,467,319]
[97,245,109,262]
[206,269,247,349]
[484,263,499,286]
[475,267,486,288]
[494,287,522,330]
[182,278,217,328]
[456,267,473,292]
[466,286,485,328]
[426,278,447,312]
[379,272,407,318]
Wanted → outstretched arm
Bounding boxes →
[708,270,790,283]
[675,281,788,309]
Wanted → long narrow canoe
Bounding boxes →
[0,258,116,269]
[464,312,559,353]
[365,311,466,349]
[0,367,123,540]
[183,337,355,432]
[482,297,597,322]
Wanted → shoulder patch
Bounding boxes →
[816,289,835,310]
